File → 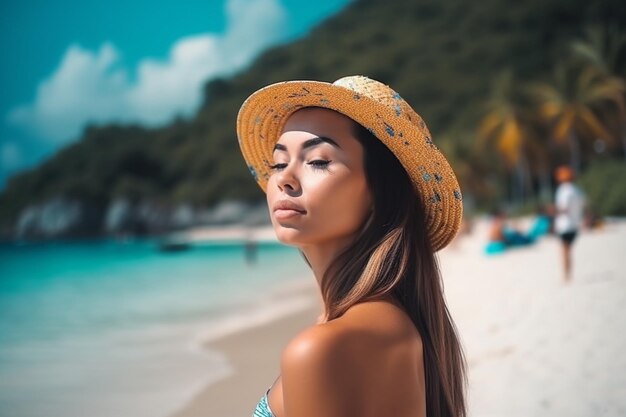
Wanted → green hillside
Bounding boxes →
[1,0,624,235]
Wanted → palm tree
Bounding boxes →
[531,63,623,174]
[478,71,542,205]
[570,25,626,74]
[570,24,626,160]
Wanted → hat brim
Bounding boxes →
[236,80,462,251]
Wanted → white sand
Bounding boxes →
[441,219,626,417]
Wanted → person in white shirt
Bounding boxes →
[554,165,586,283]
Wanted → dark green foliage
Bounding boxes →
[579,160,626,216]
[1,0,625,229]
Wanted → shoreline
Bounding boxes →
[0,234,315,417]
[169,286,320,417]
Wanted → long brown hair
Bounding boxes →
[314,121,467,417]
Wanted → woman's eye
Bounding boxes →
[308,160,331,170]
[268,163,287,171]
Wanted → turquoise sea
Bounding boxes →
[0,238,312,417]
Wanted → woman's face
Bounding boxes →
[266,107,373,248]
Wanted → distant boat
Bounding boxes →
[158,238,191,252]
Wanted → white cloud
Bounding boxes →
[8,43,130,142]
[7,0,286,144]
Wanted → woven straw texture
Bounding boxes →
[236,76,463,251]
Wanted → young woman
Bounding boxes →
[237,76,466,417]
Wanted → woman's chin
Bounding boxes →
[274,231,301,246]
[273,225,309,247]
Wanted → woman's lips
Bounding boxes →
[274,208,305,220]
[273,200,306,220]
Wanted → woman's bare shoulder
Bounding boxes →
[279,300,422,416]
[280,318,357,379]
[284,299,418,356]
[284,299,420,356]
[279,323,361,417]
[341,299,423,341]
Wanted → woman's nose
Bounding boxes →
[276,165,301,196]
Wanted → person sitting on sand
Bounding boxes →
[485,209,534,254]
[237,76,466,417]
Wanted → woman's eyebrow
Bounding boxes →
[273,136,341,152]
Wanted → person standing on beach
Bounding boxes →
[554,165,586,283]
[237,76,466,417]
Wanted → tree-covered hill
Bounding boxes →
[1,0,624,237]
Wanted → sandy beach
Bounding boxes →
[170,219,626,417]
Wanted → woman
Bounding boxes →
[237,76,466,417]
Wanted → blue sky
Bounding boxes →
[0,0,351,189]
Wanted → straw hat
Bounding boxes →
[236,75,463,251]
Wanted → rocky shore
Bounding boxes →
[6,196,270,241]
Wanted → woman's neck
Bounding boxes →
[298,233,356,304]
